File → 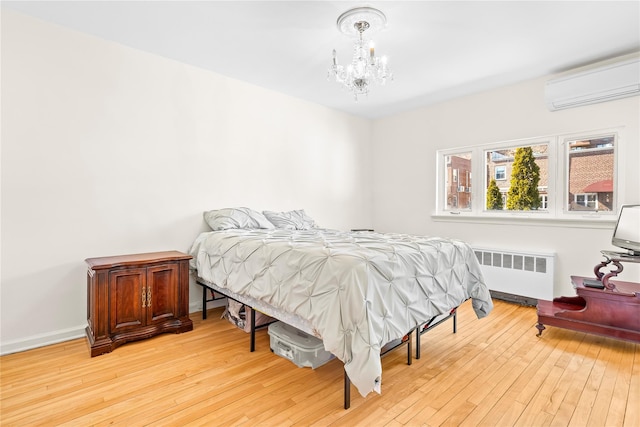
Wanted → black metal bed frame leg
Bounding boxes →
[415,307,459,360]
[198,281,228,320]
[407,329,413,365]
[201,285,208,320]
[453,309,457,333]
[250,307,256,352]
[344,369,351,409]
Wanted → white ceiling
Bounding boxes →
[4,1,640,119]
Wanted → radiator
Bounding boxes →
[473,247,555,301]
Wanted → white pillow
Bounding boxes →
[204,207,275,230]
[263,209,317,230]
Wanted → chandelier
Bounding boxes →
[328,7,393,101]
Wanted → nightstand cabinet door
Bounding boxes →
[109,267,146,333]
[146,263,179,325]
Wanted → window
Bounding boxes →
[485,143,548,211]
[539,194,548,210]
[566,135,615,212]
[443,152,472,211]
[575,193,597,209]
[436,129,620,222]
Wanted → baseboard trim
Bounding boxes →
[0,325,87,356]
[2,299,228,356]
[490,290,538,307]
[189,297,226,316]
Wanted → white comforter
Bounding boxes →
[189,228,493,397]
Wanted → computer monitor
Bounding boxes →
[611,204,640,256]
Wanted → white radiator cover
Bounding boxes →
[473,247,555,301]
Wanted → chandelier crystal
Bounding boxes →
[328,7,393,101]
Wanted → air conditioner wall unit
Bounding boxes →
[544,58,640,111]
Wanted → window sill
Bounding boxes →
[431,213,616,229]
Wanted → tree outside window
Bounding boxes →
[485,144,547,211]
[506,147,541,210]
[486,179,503,210]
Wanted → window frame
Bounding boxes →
[435,128,624,226]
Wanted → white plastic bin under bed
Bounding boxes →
[268,321,335,369]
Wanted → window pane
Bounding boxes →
[445,152,472,210]
[567,135,615,212]
[485,144,548,211]
[540,195,548,209]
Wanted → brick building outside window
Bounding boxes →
[567,137,614,211]
[446,153,472,210]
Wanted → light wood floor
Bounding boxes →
[1,299,638,426]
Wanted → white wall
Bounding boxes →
[0,11,373,353]
[371,73,640,297]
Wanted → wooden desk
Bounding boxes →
[536,276,640,343]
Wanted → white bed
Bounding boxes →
[189,208,494,401]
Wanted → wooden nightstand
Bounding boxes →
[85,251,193,357]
